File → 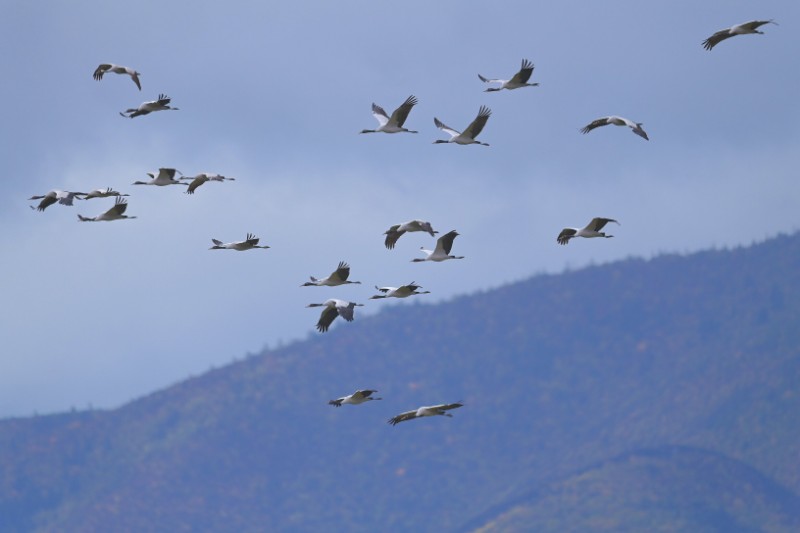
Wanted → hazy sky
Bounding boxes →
[1,0,798,417]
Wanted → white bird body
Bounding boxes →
[478,59,538,91]
[302,261,361,287]
[329,390,382,407]
[557,217,619,245]
[581,116,649,140]
[180,173,235,194]
[82,188,129,200]
[370,282,430,299]
[77,197,136,222]
[384,220,437,249]
[29,190,86,211]
[306,299,364,333]
[209,233,270,251]
[93,63,141,90]
[133,168,185,186]
[361,95,418,134]
[434,106,491,146]
[412,230,464,262]
[703,20,776,50]
[388,402,464,425]
[120,94,179,118]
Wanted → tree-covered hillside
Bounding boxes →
[467,446,800,532]
[1,234,799,532]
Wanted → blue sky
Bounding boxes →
[1,0,798,417]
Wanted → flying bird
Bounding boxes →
[29,190,86,211]
[120,94,179,118]
[360,95,418,134]
[702,20,777,50]
[93,63,142,90]
[370,282,430,299]
[478,58,539,92]
[209,233,270,251]
[132,168,186,186]
[306,299,364,333]
[388,402,464,426]
[329,390,382,407]
[81,188,129,200]
[580,116,649,140]
[557,218,619,245]
[433,106,492,146]
[180,173,235,194]
[77,197,136,222]
[384,220,437,250]
[301,261,361,287]
[412,230,464,262]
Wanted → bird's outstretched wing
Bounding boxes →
[557,228,577,245]
[316,307,338,332]
[336,302,357,322]
[130,71,142,90]
[741,19,777,32]
[106,197,129,217]
[588,217,619,231]
[93,64,111,80]
[463,106,491,139]
[384,225,404,249]
[431,402,464,413]
[580,117,609,134]
[389,95,418,127]
[371,103,390,126]
[332,261,351,282]
[388,410,418,426]
[185,176,206,194]
[434,117,460,138]
[630,123,649,140]
[702,29,733,50]
[477,73,500,83]
[509,58,535,84]
[436,230,459,255]
[245,233,260,246]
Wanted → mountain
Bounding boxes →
[466,446,800,532]
[1,233,799,532]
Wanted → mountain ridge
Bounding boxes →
[464,445,800,533]
[1,232,798,532]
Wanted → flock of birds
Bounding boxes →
[30,18,776,426]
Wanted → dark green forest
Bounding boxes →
[1,234,798,532]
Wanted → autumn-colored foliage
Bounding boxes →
[1,234,799,532]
